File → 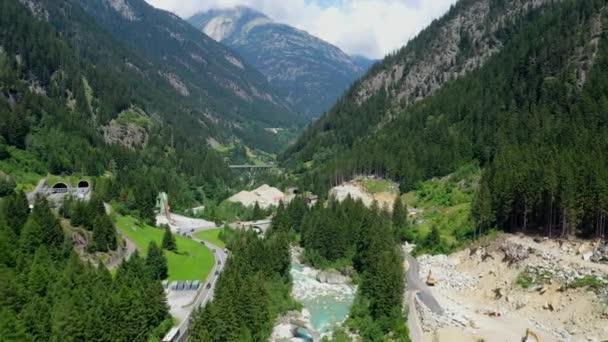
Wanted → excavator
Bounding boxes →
[426,270,436,286]
[523,328,542,342]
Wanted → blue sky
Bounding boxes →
[146,0,457,59]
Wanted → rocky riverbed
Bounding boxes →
[272,247,357,340]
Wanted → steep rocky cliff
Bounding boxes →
[357,0,557,109]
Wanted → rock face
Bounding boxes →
[316,270,350,285]
[102,120,148,149]
[188,6,373,118]
[591,242,608,263]
[353,0,554,109]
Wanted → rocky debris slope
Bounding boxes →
[413,234,608,341]
[355,0,556,112]
[418,254,478,291]
[329,177,398,209]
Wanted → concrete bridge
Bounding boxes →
[229,164,274,169]
[231,219,272,235]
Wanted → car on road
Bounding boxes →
[217,260,221,265]
[199,241,205,245]
[206,283,211,289]
[223,248,229,253]
[212,249,216,253]
[214,270,219,276]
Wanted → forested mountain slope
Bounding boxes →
[188,6,370,119]
[0,0,238,213]
[72,0,305,151]
[285,0,558,164]
[0,195,171,341]
[285,0,608,238]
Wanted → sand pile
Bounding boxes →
[227,184,285,209]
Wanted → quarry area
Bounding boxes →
[227,184,286,208]
[329,176,398,209]
[410,234,608,342]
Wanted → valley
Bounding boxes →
[1,0,608,341]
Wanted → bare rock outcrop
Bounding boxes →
[102,119,148,149]
[355,0,556,115]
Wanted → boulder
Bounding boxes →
[339,266,355,277]
[591,242,608,263]
[316,270,350,285]
[582,251,593,262]
[501,243,529,265]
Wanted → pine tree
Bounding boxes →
[19,218,44,257]
[2,190,29,236]
[392,195,411,242]
[392,195,408,228]
[251,201,264,221]
[425,225,442,251]
[91,214,116,252]
[161,227,176,252]
[472,177,494,237]
[146,241,168,280]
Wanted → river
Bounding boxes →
[290,261,356,337]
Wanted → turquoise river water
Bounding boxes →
[290,262,356,337]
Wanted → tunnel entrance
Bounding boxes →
[51,182,69,194]
[77,180,90,189]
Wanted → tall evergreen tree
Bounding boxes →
[161,227,177,252]
[146,241,168,280]
[2,190,29,236]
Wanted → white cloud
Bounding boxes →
[145,0,457,59]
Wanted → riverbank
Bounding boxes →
[272,247,357,340]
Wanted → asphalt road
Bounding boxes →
[405,252,444,315]
[162,214,227,342]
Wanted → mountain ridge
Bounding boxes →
[188,6,371,119]
[284,0,608,238]
[73,0,304,151]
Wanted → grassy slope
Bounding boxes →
[46,174,92,188]
[116,215,214,281]
[194,228,226,249]
[403,163,479,252]
[360,178,397,194]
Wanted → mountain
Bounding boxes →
[188,6,371,119]
[284,0,608,238]
[350,55,378,71]
[72,0,308,152]
[0,0,273,213]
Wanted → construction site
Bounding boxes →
[407,234,608,342]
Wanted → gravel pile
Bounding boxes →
[418,254,478,291]
[329,184,373,206]
[227,184,285,209]
[415,296,470,333]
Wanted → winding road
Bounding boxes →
[404,249,443,342]
[405,253,443,315]
[160,213,227,342]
